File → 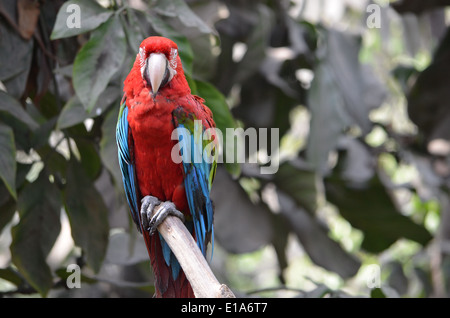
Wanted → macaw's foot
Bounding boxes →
[140,196,185,235]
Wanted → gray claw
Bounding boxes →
[140,195,161,231]
[148,201,185,235]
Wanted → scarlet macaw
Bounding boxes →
[116,36,216,298]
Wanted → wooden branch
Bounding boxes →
[152,204,235,298]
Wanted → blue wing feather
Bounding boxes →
[173,107,216,258]
[116,101,141,232]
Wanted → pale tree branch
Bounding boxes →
[152,204,236,298]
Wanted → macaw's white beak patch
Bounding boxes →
[140,51,177,95]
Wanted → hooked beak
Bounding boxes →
[144,53,169,95]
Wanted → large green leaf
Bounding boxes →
[233,4,273,86]
[57,86,120,130]
[152,0,214,35]
[274,160,321,215]
[325,172,433,253]
[306,60,349,174]
[0,91,39,130]
[105,231,149,266]
[145,13,194,76]
[100,106,123,190]
[63,159,109,273]
[73,15,126,111]
[0,10,33,98]
[306,29,386,174]
[325,30,381,134]
[0,184,16,233]
[195,80,241,178]
[125,8,196,75]
[272,160,360,277]
[392,0,450,14]
[121,8,146,51]
[277,191,360,278]
[0,267,24,288]
[0,123,16,199]
[50,0,113,40]
[56,96,86,130]
[211,167,273,253]
[10,173,62,296]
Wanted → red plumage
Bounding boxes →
[122,37,215,298]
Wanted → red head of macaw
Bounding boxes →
[116,36,217,298]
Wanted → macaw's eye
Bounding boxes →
[139,47,146,66]
[169,48,178,69]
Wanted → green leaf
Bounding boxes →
[323,29,386,135]
[50,0,114,40]
[0,267,24,287]
[121,8,146,51]
[194,80,241,177]
[54,267,97,285]
[145,13,194,76]
[233,4,273,85]
[306,61,350,174]
[63,159,109,272]
[10,173,62,296]
[407,29,450,143]
[75,138,102,180]
[152,0,214,35]
[0,187,16,233]
[325,172,433,253]
[371,288,387,298]
[0,91,39,130]
[57,86,120,130]
[211,167,273,253]
[306,29,386,174]
[0,199,16,233]
[0,123,16,199]
[36,146,68,182]
[73,15,126,111]
[30,118,57,151]
[56,96,85,130]
[274,160,321,215]
[277,190,361,278]
[100,107,123,190]
[0,18,33,98]
[105,231,149,266]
